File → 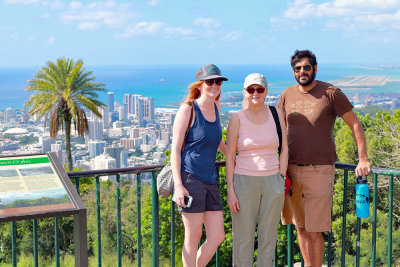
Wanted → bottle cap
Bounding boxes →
[357,176,368,184]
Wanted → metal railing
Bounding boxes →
[2,162,399,267]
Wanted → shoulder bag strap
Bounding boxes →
[181,102,194,154]
[269,105,282,154]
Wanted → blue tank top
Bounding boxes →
[181,101,222,184]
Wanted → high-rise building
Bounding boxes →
[120,138,135,150]
[124,94,135,114]
[129,127,140,139]
[104,146,124,168]
[101,107,109,129]
[160,130,172,142]
[119,104,128,122]
[51,143,65,165]
[107,92,114,113]
[142,97,154,121]
[120,150,128,168]
[88,140,106,157]
[40,136,55,153]
[87,119,103,141]
[5,107,17,123]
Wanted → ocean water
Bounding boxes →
[0,64,399,110]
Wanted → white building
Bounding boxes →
[90,153,116,170]
[5,108,17,123]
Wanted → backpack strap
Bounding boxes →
[181,103,194,154]
[269,106,282,154]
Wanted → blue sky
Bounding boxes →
[1,0,400,67]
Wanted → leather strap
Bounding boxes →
[269,105,282,154]
[181,102,194,154]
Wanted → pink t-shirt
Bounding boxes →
[234,107,280,176]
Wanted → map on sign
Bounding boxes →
[0,155,74,218]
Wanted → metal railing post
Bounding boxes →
[116,174,122,267]
[287,224,293,267]
[96,176,102,267]
[11,221,16,267]
[152,171,159,267]
[171,197,175,267]
[387,175,393,267]
[136,173,142,267]
[55,217,60,267]
[356,217,361,267]
[327,207,333,267]
[341,170,349,267]
[75,177,80,195]
[371,173,378,267]
[33,219,38,267]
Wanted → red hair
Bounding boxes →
[183,80,221,104]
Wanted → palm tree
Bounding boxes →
[25,57,106,170]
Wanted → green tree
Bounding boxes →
[18,134,38,145]
[24,58,106,170]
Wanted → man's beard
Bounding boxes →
[295,71,316,87]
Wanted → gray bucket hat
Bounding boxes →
[196,64,228,81]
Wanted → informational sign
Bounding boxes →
[0,153,83,222]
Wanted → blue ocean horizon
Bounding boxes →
[1,64,400,110]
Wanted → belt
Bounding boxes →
[295,163,313,166]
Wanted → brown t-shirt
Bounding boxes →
[278,81,353,165]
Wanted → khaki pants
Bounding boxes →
[232,173,285,267]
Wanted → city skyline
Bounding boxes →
[1,0,400,67]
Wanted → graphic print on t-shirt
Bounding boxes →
[287,100,317,115]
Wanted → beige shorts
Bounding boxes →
[281,164,335,232]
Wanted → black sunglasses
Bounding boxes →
[246,87,266,94]
[205,78,223,86]
[293,65,312,73]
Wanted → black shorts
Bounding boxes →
[178,171,223,213]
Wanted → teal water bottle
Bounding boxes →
[355,176,369,218]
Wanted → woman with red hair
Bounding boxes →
[171,64,227,266]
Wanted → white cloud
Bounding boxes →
[46,36,55,45]
[223,31,242,41]
[283,0,400,19]
[8,33,34,41]
[148,0,160,6]
[276,0,400,35]
[5,0,241,42]
[78,22,98,30]
[334,0,400,10]
[191,17,242,41]
[193,17,221,29]
[61,1,136,30]
[118,21,193,39]
[4,0,38,4]
[70,1,83,9]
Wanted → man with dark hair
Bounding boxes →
[278,50,371,267]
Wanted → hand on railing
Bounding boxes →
[355,159,371,177]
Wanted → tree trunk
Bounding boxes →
[65,120,73,171]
